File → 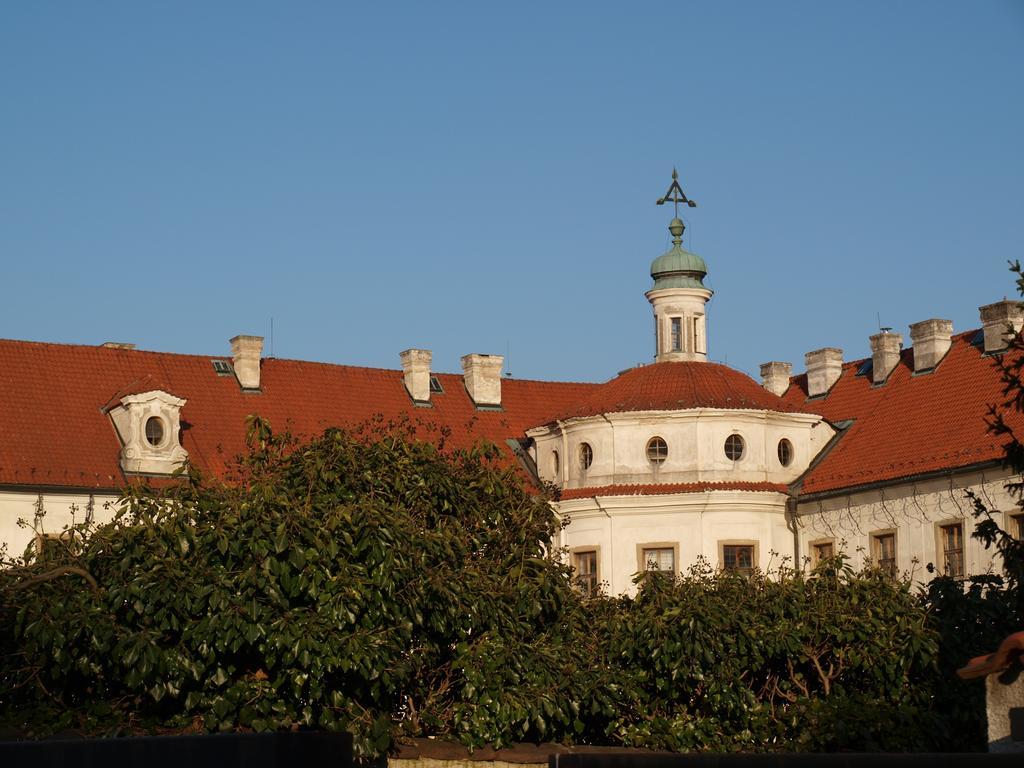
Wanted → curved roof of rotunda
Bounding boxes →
[544,361,800,423]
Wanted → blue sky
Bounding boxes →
[2,2,1022,383]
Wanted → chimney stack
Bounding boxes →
[461,353,504,407]
[400,348,432,404]
[759,361,792,396]
[909,319,953,372]
[805,348,843,397]
[230,335,264,391]
[980,300,1024,353]
[869,331,902,384]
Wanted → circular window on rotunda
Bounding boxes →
[145,416,165,447]
[579,442,593,471]
[646,436,668,464]
[778,438,794,467]
[724,434,745,462]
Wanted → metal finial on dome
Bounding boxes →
[656,167,697,218]
[668,218,685,246]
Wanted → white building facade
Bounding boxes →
[2,173,1022,594]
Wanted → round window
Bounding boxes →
[579,442,593,470]
[724,434,745,461]
[145,416,165,447]
[778,438,794,467]
[646,437,668,464]
[552,449,560,476]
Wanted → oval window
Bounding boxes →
[552,449,560,476]
[646,437,668,464]
[145,416,165,447]
[579,442,593,470]
[724,434,745,461]
[778,438,794,467]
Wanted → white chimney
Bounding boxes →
[400,348,432,403]
[869,331,902,384]
[980,300,1024,353]
[759,361,792,396]
[909,319,952,372]
[230,335,264,391]
[804,348,843,397]
[461,353,504,407]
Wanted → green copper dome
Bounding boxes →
[650,218,708,290]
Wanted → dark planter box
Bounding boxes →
[0,730,352,768]
[550,752,1024,768]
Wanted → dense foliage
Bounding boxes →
[0,406,1019,755]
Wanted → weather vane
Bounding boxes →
[656,168,697,217]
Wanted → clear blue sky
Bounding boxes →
[2,2,1022,383]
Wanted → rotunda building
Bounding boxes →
[526,177,835,595]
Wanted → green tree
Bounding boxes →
[0,417,615,755]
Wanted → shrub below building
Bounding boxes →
[0,418,1017,755]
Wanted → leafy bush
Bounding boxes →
[0,416,1012,754]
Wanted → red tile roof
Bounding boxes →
[1,329,1016,499]
[545,361,798,423]
[0,339,597,490]
[956,630,1024,680]
[559,481,789,500]
[781,330,1021,495]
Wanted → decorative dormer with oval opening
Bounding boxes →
[106,386,188,475]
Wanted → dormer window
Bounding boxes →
[145,417,165,447]
[107,389,188,475]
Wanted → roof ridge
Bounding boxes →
[0,338,599,384]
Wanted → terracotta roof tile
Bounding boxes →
[0,339,597,490]
[956,630,1024,680]
[781,330,1021,494]
[547,361,798,423]
[559,481,790,500]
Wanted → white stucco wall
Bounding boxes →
[556,489,793,595]
[795,467,1017,579]
[0,489,122,561]
[529,408,834,490]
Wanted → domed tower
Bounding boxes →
[646,169,713,362]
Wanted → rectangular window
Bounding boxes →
[872,532,897,577]
[940,523,965,578]
[722,544,755,575]
[670,318,682,352]
[1011,513,1024,541]
[811,540,835,565]
[641,546,675,573]
[573,550,599,597]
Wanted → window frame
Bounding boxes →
[144,416,166,448]
[646,436,668,465]
[777,438,794,467]
[724,433,745,462]
[935,520,966,578]
[1008,512,1024,541]
[636,541,678,578]
[670,317,683,352]
[870,529,898,577]
[571,546,600,598]
[578,442,593,472]
[719,539,758,576]
[808,538,836,567]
